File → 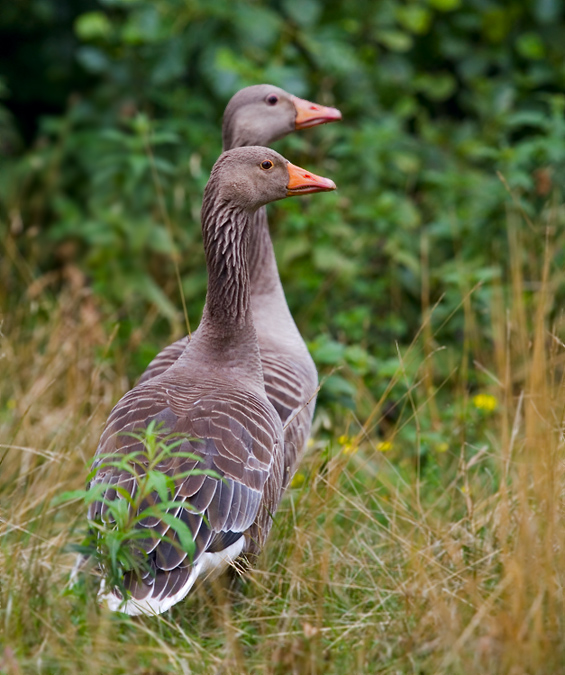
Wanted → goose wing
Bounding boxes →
[260,351,318,488]
[88,384,282,615]
[138,345,318,489]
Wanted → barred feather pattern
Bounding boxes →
[89,375,284,615]
[200,198,251,327]
[137,339,316,489]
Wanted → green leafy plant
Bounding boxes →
[58,420,219,601]
[3,0,565,421]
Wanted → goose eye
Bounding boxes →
[266,95,278,106]
[260,160,274,170]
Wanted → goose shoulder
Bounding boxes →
[137,336,190,384]
[92,381,283,488]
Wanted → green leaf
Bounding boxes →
[145,470,174,503]
[396,6,432,35]
[377,30,413,52]
[159,510,196,557]
[427,0,461,10]
[516,33,546,60]
[283,0,321,27]
[137,275,180,322]
[76,46,110,74]
[321,374,357,408]
[310,337,346,365]
[75,12,112,41]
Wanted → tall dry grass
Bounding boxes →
[1,196,565,674]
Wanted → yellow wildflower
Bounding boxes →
[290,472,306,489]
[339,434,358,455]
[472,393,498,412]
[436,442,449,453]
[377,441,392,452]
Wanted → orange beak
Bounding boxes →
[291,95,342,130]
[286,162,336,196]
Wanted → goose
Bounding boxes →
[139,85,341,487]
[89,146,336,615]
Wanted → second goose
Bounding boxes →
[139,85,342,488]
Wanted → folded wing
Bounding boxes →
[89,384,281,615]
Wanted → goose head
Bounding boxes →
[207,146,336,213]
[222,84,342,150]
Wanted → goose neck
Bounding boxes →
[246,207,281,292]
[200,199,253,339]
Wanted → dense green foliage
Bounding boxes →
[1,0,565,432]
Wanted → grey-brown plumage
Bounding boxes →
[139,85,341,487]
[89,147,336,615]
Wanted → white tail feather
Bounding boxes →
[97,536,245,616]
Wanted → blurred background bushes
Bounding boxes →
[1,0,565,427]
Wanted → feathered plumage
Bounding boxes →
[85,147,335,614]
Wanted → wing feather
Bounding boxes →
[206,478,234,531]
[135,325,319,495]
[88,382,282,614]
